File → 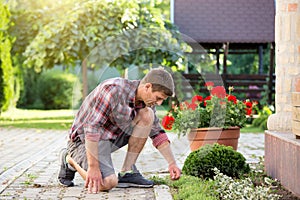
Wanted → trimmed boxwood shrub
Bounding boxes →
[182,143,250,179]
[38,70,79,109]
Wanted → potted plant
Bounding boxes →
[162,82,255,151]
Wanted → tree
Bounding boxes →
[0,1,14,113]
[22,0,190,97]
[8,0,75,108]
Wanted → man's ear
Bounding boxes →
[145,83,152,90]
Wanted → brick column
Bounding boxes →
[267,0,300,131]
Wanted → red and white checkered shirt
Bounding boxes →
[69,77,169,148]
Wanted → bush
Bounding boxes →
[17,68,41,109]
[252,105,274,130]
[38,70,79,109]
[182,143,250,179]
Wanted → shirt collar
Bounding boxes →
[128,80,146,109]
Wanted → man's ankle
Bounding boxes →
[119,170,133,177]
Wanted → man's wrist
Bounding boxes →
[88,163,99,169]
[168,161,177,167]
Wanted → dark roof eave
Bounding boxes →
[187,42,273,50]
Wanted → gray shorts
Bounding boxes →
[67,131,131,178]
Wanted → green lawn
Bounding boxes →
[240,124,264,134]
[0,108,75,130]
[0,108,264,133]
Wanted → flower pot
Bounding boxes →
[187,127,240,151]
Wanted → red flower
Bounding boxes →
[162,115,175,130]
[188,103,198,110]
[244,101,253,108]
[227,95,237,104]
[192,95,203,104]
[205,81,214,90]
[244,100,253,115]
[211,86,226,98]
[246,108,252,115]
[205,81,214,87]
[203,96,211,106]
[180,101,190,110]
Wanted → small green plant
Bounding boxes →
[22,173,38,186]
[213,168,281,200]
[182,143,250,179]
[247,155,268,186]
[252,105,274,130]
[149,175,167,185]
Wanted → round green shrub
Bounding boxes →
[38,70,79,109]
[182,143,250,179]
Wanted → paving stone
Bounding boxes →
[0,128,265,199]
[154,185,173,200]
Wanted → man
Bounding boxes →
[58,67,181,193]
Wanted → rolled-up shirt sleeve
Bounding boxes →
[151,130,170,148]
[150,109,170,148]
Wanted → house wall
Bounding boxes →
[266,0,300,197]
[267,0,300,131]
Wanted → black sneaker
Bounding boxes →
[117,171,154,188]
[58,148,75,187]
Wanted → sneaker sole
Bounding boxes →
[117,182,153,188]
[57,178,74,187]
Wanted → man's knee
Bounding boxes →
[102,174,118,190]
[135,107,154,127]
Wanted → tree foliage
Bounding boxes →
[227,46,272,75]
[22,0,190,72]
[0,1,14,113]
[5,0,190,109]
[8,0,78,108]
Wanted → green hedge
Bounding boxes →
[17,67,41,109]
[38,70,79,109]
[0,2,14,113]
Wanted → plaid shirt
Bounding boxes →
[69,78,169,148]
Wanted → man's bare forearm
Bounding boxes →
[157,141,181,180]
[157,141,176,166]
[85,140,99,168]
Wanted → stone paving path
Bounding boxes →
[0,128,264,199]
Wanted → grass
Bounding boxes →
[0,108,75,119]
[151,175,218,200]
[151,158,297,200]
[0,107,265,133]
[0,108,75,130]
[241,124,264,134]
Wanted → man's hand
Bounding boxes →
[157,141,181,180]
[85,166,103,193]
[168,163,181,180]
[85,140,103,193]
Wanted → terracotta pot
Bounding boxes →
[187,127,240,151]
